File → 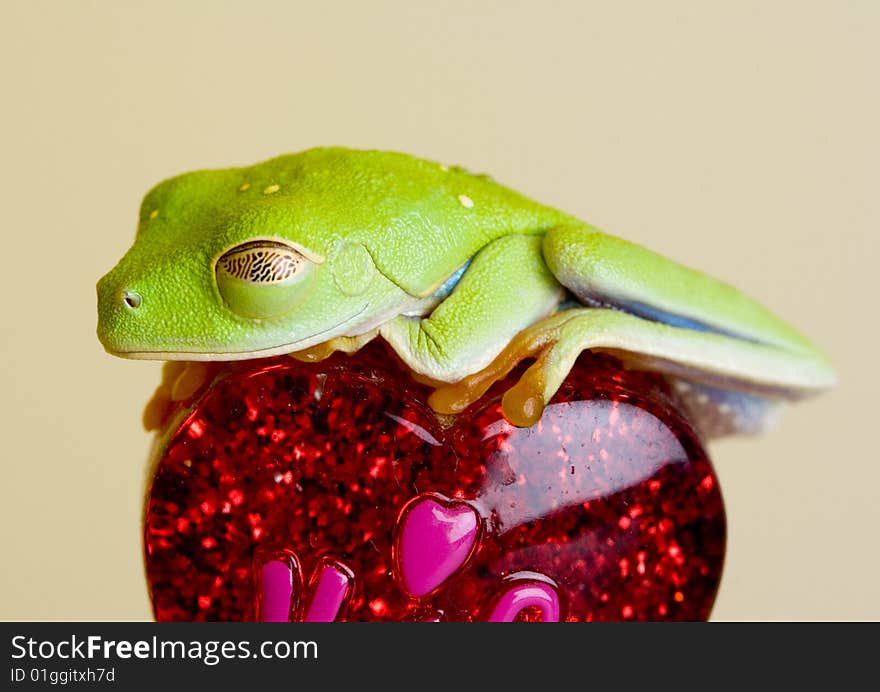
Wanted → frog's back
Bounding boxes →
[257,147,572,296]
[140,147,570,297]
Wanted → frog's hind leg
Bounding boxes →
[443,307,831,429]
[433,223,834,430]
[542,223,827,356]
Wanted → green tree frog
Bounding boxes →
[97,147,834,433]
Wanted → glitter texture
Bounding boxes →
[145,342,726,621]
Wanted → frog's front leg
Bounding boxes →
[378,234,564,383]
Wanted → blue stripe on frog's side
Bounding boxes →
[577,293,762,345]
[431,260,472,300]
[622,299,756,341]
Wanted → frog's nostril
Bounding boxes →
[122,290,142,310]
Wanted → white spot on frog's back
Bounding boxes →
[458,194,474,208]
[239,182,251,192]
[263,184,280,195]
[149,209,159,220]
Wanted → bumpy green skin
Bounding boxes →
[97,147,834,412]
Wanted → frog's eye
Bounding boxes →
[216,240,317,319]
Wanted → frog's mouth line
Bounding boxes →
[108,304,370,361]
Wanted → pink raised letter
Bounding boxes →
[260,560,295,622]
[304,560,354,622]
[488,579,561,622]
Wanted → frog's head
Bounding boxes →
[97,158,404,360]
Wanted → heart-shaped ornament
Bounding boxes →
[144,342,725,621]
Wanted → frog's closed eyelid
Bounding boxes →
[215,240,319,319]
[218,241,308,284]
[216,236,325,265]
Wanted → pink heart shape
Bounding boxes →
[395,493,480,597]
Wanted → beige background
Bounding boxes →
[1,1,876,620]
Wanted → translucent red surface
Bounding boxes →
[144,342,726,621]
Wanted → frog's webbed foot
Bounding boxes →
[289,330,380,363]
[143,361,221,431]
[428,311,577,427]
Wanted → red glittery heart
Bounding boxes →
[144,342,726,621]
